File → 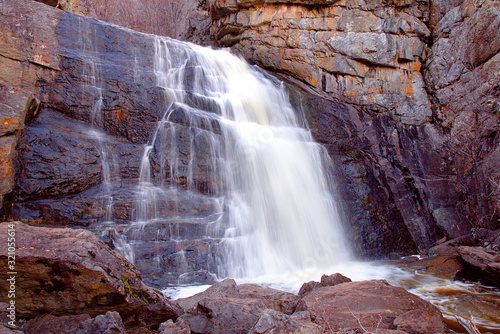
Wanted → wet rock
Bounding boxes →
[295,279,445,333]
[393,255,464,281]
[0,222,181,330]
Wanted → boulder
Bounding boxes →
[158,317,191,334]
[457,246,500,286]
[295,279,445,333]
[182,297,265,334]
[237,283,300,315]
[298,272,351,297]
[0,222,181,331]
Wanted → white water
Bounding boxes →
[139,37,351,281]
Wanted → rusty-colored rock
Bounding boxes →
[0,222,181,329]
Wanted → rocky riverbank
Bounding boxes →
[0,221,453,334]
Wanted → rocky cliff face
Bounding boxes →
[1,0,499,286]
[196,0,500,251]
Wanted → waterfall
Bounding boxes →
[138,37,351,281]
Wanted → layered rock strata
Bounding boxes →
[211,0,433,125]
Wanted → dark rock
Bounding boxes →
[295,279,445,333]
[431,207,471,239]
[0,222,181,331]
[457,246,500,286]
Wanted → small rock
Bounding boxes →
[250,309,322,334]
[158,318,190,334]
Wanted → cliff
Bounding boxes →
[1,0,499,264]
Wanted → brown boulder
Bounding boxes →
[295,279,445,333]
[457,246,500,286]
[0,222,181,330]
[298,272,352,297]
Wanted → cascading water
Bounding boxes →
[139,37,351,282]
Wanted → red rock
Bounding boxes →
[295,279,445,333]
[237,283,300,315]
[0,222,181,331]
[458,246,500,286]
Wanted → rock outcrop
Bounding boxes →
[0,222,181,331]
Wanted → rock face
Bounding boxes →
[1,0,227,287]
[0,222,181,330]
[210,0,432,125]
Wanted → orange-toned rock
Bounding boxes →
[210,0,432,125]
